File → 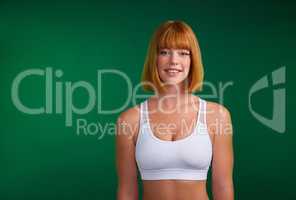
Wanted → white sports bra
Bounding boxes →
[135,97,212,180]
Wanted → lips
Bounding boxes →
[164,68,182,73]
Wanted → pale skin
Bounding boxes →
[116,48,234,200]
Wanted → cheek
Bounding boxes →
[183,59,191,72]
[157,56,168,72]
[157,56,167,66]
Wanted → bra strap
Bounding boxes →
[140,100,148,125]
[199,99,207,125]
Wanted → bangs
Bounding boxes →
[157,26,191,50]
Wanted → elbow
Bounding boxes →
[212,181,234,200]
[117,185,138,200]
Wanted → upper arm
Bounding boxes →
[207,103,234,195]
[115,107,140,200]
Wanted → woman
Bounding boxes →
[116,20,234,200]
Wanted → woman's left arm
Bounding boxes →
[210,104,234,200]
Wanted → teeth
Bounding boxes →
[166,69,179,73]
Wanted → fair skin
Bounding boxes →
[116,48,234,200]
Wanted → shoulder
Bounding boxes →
[117,104,140,124]
[205,100,231,119]
[203,100,233,137]
[116,102,142,144]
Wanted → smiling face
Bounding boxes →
[157,48,191,85]
[142,21,204,93]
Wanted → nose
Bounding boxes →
[169,51,179,65]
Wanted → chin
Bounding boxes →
[161,78,186,85]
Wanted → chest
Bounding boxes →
[148,111,198,141]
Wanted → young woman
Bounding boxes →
[116,20,234,200]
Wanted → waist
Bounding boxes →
[143,180,209,200]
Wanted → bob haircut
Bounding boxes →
[141,20,204,93]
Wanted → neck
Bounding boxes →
[153,86,195,109]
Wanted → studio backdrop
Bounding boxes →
[0,0,294,199]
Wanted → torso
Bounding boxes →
[133,95,214,200]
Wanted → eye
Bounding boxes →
[179,51,190,56]
[159,50,169,55]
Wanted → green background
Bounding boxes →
[0,0,295,199]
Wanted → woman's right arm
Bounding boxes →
[116,107,140,200]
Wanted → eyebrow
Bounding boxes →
[159,48,190,51]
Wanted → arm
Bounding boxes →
[210,104,234,200]
[116,108,139,200]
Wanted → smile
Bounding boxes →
[164,69,181,76]
[164,68,182,73]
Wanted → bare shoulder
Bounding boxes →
[206,101,232,119]
[117,104,140,124]
[116,103,141,145]
[204,100,233,139]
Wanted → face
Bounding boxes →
[157,48,191,86]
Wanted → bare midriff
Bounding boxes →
[142,180,209,200]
